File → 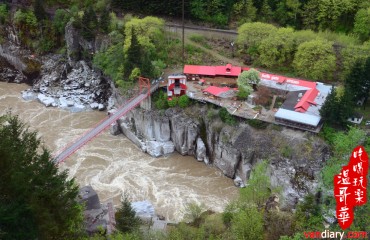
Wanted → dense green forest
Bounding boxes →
[15,0,369,36]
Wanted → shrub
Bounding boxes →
[167,97,178,108]
[247,119,269,129]
[0,3,9,24]
[219,107,237,126]
[237,87,249,100]
[281,145,293,158]
[178,95,190,108]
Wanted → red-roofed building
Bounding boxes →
[203,86,231,97]
[184,64,242,78]
[294,88,318,112]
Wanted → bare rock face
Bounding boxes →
[169,110,199,156]
[196,137,206,162]
[113,105,329,209]
[65,21,81,63]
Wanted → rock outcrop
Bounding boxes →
[112,105,329,209]
[20,56,111,111]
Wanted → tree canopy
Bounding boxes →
[0,114,84,240]
[293,39,336,80]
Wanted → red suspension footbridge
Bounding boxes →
[54,77,158,164]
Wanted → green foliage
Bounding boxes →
[237,22,277,51]
[166,222,206,240]
[340,43,370,81]
[53,9,72,34]
[115,193,141,233]
[237,69,260,91]
[319,87,354,128]
[236,86,250,100]
[81,5,98,40]
[190,0,231,27]
[129,67,141,81]
[219,107,237,125]
[294,194,323,231]
[321,126,366,187]
[154,91,169,110]
[93,43,125,83]
[99,7,110,33]
[246,119,269,129]
[344,57,370,103]
[293,29,318,46]
[14,9,37,29]
[232,0,257,25]
[353,7,370,41]
[182,202,206,223]
[230,205,264,240]
[33,0,47,21]
[167,97,178,108]
[0,3,9,24]
[124,16,165,56]
[281,145,293,158]
[178,95,191,108]
[0,114,84,239]
[152,60,166,78]
[239,160,272,208]
[265,211,295,240]
[259,27,296,67]
[280,233,305,240]
[293,39,336,80]
[318,124,336,145]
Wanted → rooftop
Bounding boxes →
[184,64,242,77]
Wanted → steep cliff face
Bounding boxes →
[114,105,330,209]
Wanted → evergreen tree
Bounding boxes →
[115,193,141,233]
[81,5,98,41]
[259,0,273,22]
[320,87,353,128]
[320,87,339,126]
[344,61,366,103]
[99,8,110,33]
[124,29,141,79]
[111,0,125,11]
[140,52,154,78]
[0,114,84,240]
[33,0,47,22]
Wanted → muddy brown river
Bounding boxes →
[0,82,238,221]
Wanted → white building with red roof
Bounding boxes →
[258,72,332,131]
[183,64,332,132]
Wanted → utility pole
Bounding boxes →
[182,0,185,65]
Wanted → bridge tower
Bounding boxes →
[138,77,151,110]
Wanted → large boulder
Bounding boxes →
[196,137,206,162]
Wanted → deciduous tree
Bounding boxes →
[293,39,336,80]
[237,22,277,50]
[230,206,264,240]
[237,68,260,89]
[259,27,296,68]
[353,7,370,41]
